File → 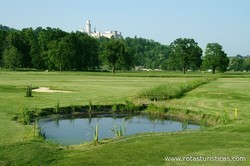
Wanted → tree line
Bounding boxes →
[0,25,249,73]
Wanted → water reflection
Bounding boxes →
[39,113,200,145]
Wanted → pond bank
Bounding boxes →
[15,102,220,128]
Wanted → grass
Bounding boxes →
[19,105,33,125]
[145,104,168,113]
[54,101,60,114]
[110,121,127,138]
[139,77,217,100]
[0,71,250,165]
[92,124,99,145]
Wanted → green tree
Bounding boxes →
[79,33,99,70]
[47,36,76,71]
[169,38,202,74]
[100,39,125,73]
[68,32,84,71]
[20,28,33,68]
[117,47,134,71]
[3,46,23,70]
[244,56,250,72]
[124,37,170,70]
[202,43,229,74]
[0,30,8,66]
[30,38,42,69]
[21,28,46,69]
[230,55,244,71]
[47,41,60,70]
[31,27,46,69]
[38,27,68,70]
[5,30,32,68]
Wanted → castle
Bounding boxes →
[79,20,123,39]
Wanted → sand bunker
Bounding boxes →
[32,87,71,93]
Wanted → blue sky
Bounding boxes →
[1,0,249,56]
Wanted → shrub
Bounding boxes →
[220,109,231,124]
[25,85,33,97]
[146,104,167,113]
[34,107,41,117]
[112,104,118,112]
[19,106,33,125]
[124,100,136,111]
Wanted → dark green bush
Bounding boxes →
[25,85,33,97]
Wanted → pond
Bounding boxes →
[38,113,200,145]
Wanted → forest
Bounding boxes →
[0,25,249,73]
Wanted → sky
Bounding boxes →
[1,0,249,56]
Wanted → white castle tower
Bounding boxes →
[80,19,122,39]
[85,20,91,34]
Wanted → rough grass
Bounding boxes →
[139,77,217,100]
[0,71,250,165]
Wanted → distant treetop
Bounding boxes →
[0,24,17,31]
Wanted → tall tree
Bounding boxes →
[3,46,23,70]
[244,56,250,72]
[21,28,39,68]
[124,37,170,70]
[0,30,8,66]
[202,43,229,74]
[79,34,99,70]
[230,55,244,71]
[169,38,202,74]
[100,39,125,73]
[38,27,68,69]
[117,46,134,71]
[5,31,31,68]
